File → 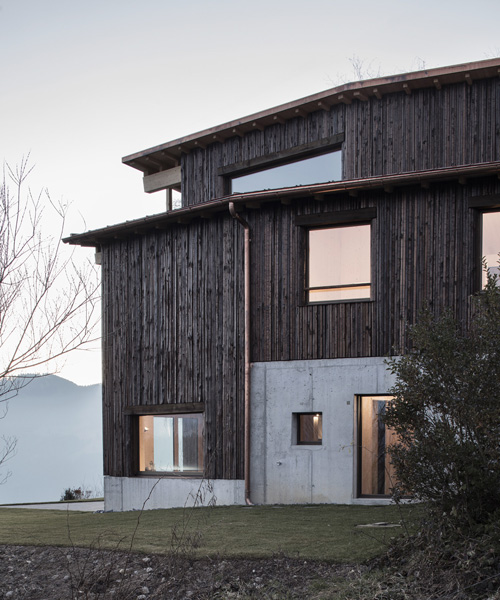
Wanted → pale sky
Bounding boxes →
[1,0,499,384]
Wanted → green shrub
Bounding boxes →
[385,265,500,534]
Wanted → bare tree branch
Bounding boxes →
[0,157,100,481]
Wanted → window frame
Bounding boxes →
[219,134,344,195]
[468,196,500,291]
[125,403,205,477]
[138,413,204,476]
[295,412,323,446]
[479,209,500,289]
[296,209,376,305]
[355,395,397,498]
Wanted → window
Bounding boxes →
[357,396,397,497]
[307,223,371,303]
[231,150,341,194]
[139,414,203,474]
[481,211,500,287]
[296,413,322,445]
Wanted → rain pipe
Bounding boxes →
[228,202,253,506]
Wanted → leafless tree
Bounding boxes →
[0,157,99,481]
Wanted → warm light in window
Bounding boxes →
[308,224,371,302]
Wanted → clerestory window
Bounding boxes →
[231,150,341,194]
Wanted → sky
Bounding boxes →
[1,0,500,384]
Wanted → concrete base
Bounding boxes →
[104,476,244,512]
[250,357,396,505]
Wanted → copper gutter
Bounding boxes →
[228,201,253,506]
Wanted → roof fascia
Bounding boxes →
[123,58,500,173]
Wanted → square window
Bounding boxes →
[307,224,371,303]
[139,414,203,474]
[296,413,322,445]
[481,211,500,288]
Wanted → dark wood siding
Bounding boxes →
[181,78,500,206]
[102,216,245,479]
[102,75,500,480]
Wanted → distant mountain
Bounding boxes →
[0,375,102,504]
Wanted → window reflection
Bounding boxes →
[231,151,341,193]
[482,211,500,287]
[308,224,371,302]
[139,414,203,473]
[358,396,398,496]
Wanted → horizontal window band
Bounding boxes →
[125,402,204,416]
[218,133,344,177]
[296,208,376,227]
[307,283,370,292]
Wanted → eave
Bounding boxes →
[122,58,500,174]
[64,161,500,247]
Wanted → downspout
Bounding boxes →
[228,202,253,505]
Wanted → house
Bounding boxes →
[66,58,500,511]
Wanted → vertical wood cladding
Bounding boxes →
[182,78,500,206]
[102,216,245,479]
[102,75,500,479]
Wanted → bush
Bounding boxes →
[60,486,94,501]
[385,266,500,534]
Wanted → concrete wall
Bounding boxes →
[104,476,244,511]
[250,357,396,505]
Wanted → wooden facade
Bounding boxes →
[67,60,500,484]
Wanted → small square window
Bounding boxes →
[297,413,322,445]
[307,224,371,303]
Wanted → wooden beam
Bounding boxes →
[124,402,205,415]
[294,108,307,118]
[338,94,352,105]
[372,88,382,100]
[317,100,331,111]
[143,166,181,194]
[280,197,292,205]
[273,115,286,124]
[232,127,244,138]
[465,73,473,86]
[252,121,265,132]
[433,78,442,90]
[353,91,368,102]
[348,190,358,198]
[402,83,411,96]
[194,140,206,149]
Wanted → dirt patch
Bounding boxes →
[0,544,359,599]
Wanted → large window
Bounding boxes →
[482,211,500,287]
[139,414,203,474]
[231,150,341,194]
[357,396,398,497]
[307,223,371,303]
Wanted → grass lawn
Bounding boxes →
[0,503,419,562]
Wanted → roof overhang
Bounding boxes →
[64,161,500,247]
[122,58,500,175]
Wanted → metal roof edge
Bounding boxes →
[64,160,500,247]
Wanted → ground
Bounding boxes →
[0,544,360,599]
